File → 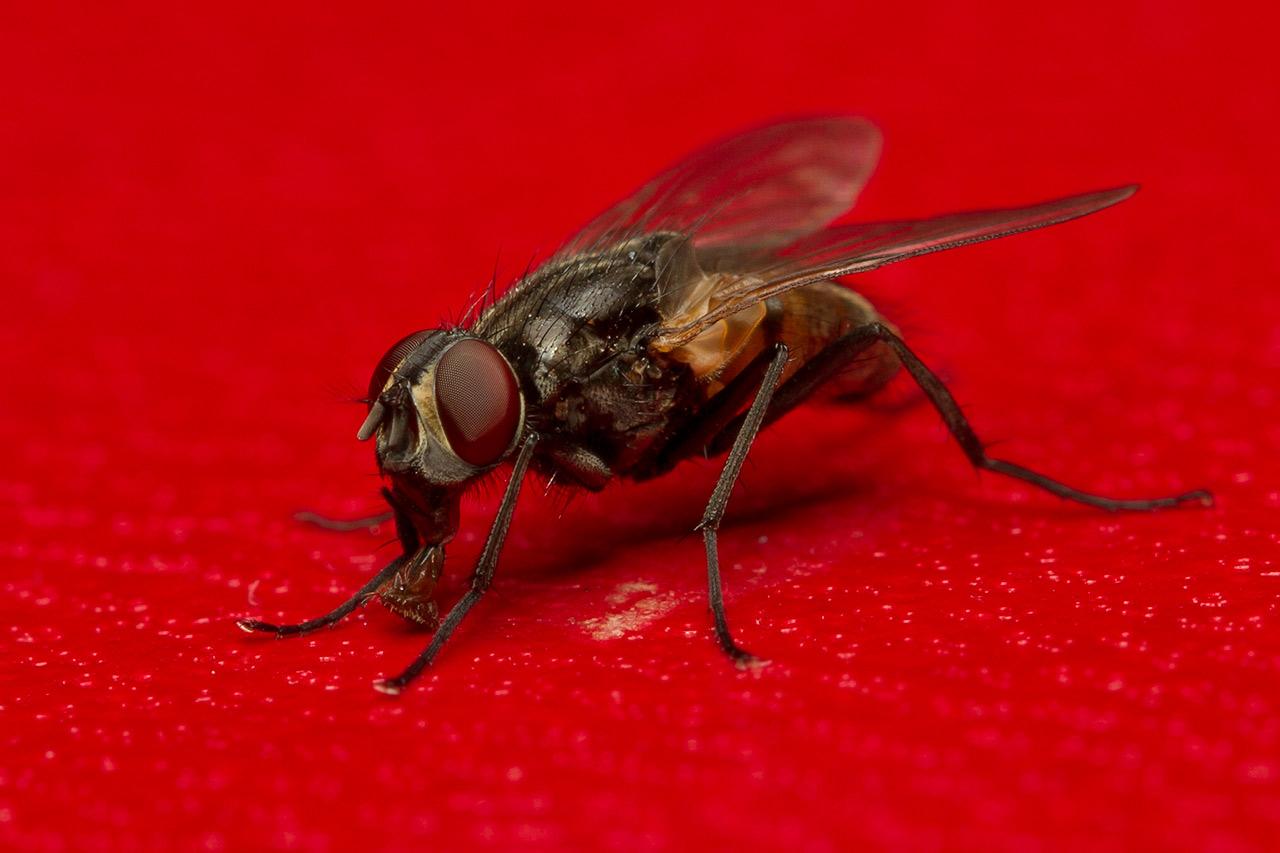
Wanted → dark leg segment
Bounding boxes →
[236,555,406,638]
[239,490,420,638]
[700,343,792,668]
[375,435,540,694]
[719,322,1212,512]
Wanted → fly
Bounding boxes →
[237,117,1213,693]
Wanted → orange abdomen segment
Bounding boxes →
[665,282,899,403]
[771,283,900,401]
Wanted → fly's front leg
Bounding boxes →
[237,490,420,638]
[375,435,539,695]
[699,343,791,668]
[727,322,1212,512]
[236,556,407,638]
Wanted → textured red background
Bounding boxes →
[3,2,1278,849]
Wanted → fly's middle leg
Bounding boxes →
[698,342,791,668]
[652,343,791,472]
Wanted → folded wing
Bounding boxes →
[654,186,1137,348]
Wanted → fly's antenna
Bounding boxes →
[357,401,387,441]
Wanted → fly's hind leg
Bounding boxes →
[698,343,792,668]
[715,322,1212,512]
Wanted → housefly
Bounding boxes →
[238,117,1212,693]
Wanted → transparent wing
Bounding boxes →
[655,186,1138,347]
[559,117,882,256]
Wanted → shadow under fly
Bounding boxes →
[238,117,1213,694]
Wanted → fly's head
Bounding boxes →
[357,329,526,628]
[358,329,526,536]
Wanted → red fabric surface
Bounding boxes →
[3,3,1278,849]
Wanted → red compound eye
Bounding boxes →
[435,339,522,466]
[367,330,435,404]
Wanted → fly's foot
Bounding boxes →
[1183,489,1215,508]
[372,678,405,696]
[732,652,771,671]
[718,636,770,670]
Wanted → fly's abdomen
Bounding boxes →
[663,282,900,403]
[771,283,900,400]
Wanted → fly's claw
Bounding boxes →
[372,679,403,696]
[733,653,771,672]
[236,618,279,636]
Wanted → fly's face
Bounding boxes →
[359,329,526,486]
